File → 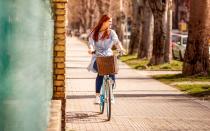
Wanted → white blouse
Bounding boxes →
[87,29,120,73]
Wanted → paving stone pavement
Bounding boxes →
[65,37,210,131]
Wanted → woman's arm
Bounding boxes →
[88,45,94,54]
[115,41,126,53]
[88,34,95,54]
[111,30,126,53]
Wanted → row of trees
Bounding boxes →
[67,0,210,76]
[67,0,123,33]
[135,0,210,76]
[129,0,173,66]
[67,0,133,40]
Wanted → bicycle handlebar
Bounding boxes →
[91,50,126,57]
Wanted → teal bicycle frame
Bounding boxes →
[99,75,114,121]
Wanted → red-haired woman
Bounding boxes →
[87,14,126,104]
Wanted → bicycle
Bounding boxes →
[93,50,123,121]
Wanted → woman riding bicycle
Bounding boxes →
[87,14,126,104]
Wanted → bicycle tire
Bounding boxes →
[100,94,105,114]
[106,80,111,121]
[100,82,105,114]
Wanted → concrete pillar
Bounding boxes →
[53,0,67,100]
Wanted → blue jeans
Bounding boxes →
[93,60,115,93]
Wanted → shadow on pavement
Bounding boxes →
[66,111,108,123]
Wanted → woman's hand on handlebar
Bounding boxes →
[88,49,95,54]
[117,49,127,56]
[88,45,95,54]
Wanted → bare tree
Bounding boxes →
[115,0,125,43]
[137,0,153,59]
[96,0,111,18]
[183,0,210,76]
[128,0,142,54]
[86,0,95,30]
[148,0,168,65]
[67,0,88,32]
[164,0,173,62]
[67,0,81,30]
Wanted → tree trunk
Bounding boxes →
[79,15,87,33]
[115,15,124,41]
[164,0,172,62]
[86,0,92,30]
[96,0,111,18]
[137,0,153,59]
[129,23,141,54]
[115,0,124,44]
[173,0,179,29]
[128,0,142,55]
[182,0,210,76]
[148,0,167,65]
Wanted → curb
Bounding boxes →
[47,100,62,131]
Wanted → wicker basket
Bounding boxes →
[96,55,119,75]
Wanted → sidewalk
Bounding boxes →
[65,37,210,131]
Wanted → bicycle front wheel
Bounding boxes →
[100,94,105,114]
[106,82,111,121]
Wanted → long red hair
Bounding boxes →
[91,15,111,42]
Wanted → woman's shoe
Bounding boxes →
[111,95,115,104]
[95,95,100,104]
